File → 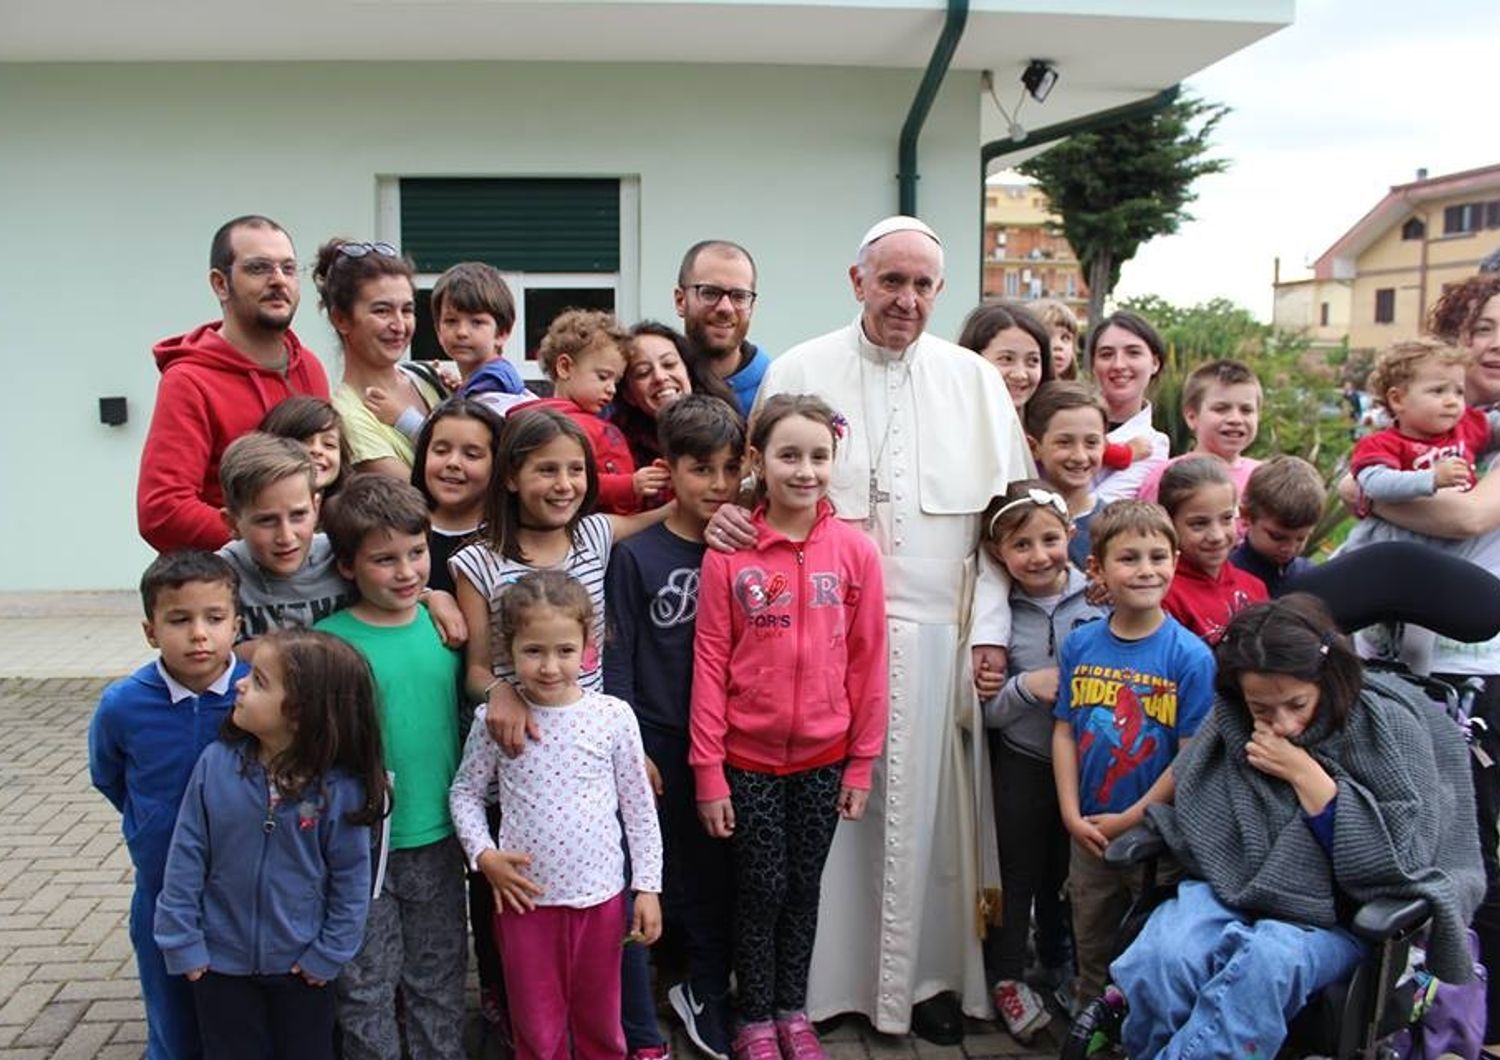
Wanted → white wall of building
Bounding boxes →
[0,60,982,590]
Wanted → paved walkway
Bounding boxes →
[0,595,1065,1059]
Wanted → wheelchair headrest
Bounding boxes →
[1284,541,1500,643]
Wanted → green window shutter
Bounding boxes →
[400,178,619,273]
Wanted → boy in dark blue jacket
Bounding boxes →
[1229,455,1323,596]
[605,394,745,1059]
[89,551,247,1060]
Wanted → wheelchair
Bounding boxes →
[1060,541,1500,1060]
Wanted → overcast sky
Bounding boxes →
[1099,0,1500,319]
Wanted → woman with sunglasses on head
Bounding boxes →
[315,239,444,478]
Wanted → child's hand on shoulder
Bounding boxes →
[362,386,404,427]
[644,756,664,798]
[1127,435,1154,461]
[705,504,757,554]
[425,589,468,647]
[698,797,735,838]
[971,645,1007,697]
[185,967,208,983]
[837,786,869,821]
[628,892,662,945]
[478,848,543,913]
[1023,667,1060,705]
[1084,575,1112,608]
[486,682,539,757]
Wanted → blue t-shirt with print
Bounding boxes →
[1052,614,1214,816]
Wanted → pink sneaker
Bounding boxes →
[730,1020,780,1060]
[773,1012,827,1060]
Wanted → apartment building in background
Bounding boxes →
[982,177,1089,322]
[1273,163,1500,351]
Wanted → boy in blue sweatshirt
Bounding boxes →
[89,550,248,1060]
[605,394,745,1059]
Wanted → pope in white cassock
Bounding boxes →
[717,216,1032,1040]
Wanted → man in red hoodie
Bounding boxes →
[137,216,330,552]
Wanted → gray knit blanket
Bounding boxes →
[1146,669,1485,982]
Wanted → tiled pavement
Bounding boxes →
[0,595,1064,1059]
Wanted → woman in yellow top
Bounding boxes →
[315,239,442,478]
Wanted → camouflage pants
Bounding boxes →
[337,837,468,1060]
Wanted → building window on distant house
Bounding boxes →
[382,176,639,380]
[1004,270,1019,297]
[1444,202,1484,235]
[1320,302,1330,327]
[1375,288,1396,324]
[1401,217,1425,240]
[1487,200,1500,230]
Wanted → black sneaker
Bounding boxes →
[669,982,730,1060]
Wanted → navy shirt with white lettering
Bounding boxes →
[604,523,707,735]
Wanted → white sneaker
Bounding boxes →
[993,979,1051,1043]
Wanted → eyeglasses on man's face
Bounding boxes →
[235,259,299,279]
[686,283,757,310]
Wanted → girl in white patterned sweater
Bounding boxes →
[449,570,663,1060]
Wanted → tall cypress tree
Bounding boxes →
[1020,95,1229,350]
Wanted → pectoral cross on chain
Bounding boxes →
[865,471,891,531]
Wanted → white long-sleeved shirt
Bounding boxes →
[449,690,662,908]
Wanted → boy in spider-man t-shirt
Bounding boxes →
[1050,500,1214,1008]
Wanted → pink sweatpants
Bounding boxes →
[495,892,627,1060]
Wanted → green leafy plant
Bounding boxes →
[1118,295,1355,556]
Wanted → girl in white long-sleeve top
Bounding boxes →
[450,569,663,1060]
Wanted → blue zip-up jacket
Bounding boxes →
[89,658,246,892]
[154,740,372,981]
[983,568,1104,761]
[726,343,770,416]
[460,357,527,398]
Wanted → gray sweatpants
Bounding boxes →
[337,836,468,1060]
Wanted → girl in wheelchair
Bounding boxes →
[1106,593,1485,1058]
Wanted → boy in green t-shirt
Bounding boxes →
[316,473,465,1060]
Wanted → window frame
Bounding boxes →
[1374,287,1396,325]
[378,176,640,382]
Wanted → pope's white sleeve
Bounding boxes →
[970,547,1012,648]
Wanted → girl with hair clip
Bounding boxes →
[446,406,670,1057]
[153,629,390,1060]
[449,570,663,1060]
[1104,594,1485,1060]
[691,393,888,1060]
[976,480,1104,1043]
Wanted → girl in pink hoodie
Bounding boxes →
[691,393,888,1060]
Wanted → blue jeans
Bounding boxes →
[1111,880,1366,1059]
